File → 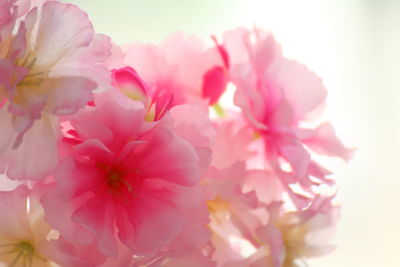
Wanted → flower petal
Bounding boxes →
[72,197,118,258]
[34,1,94,68]
[132,127,200,186]
[44,77,96,115]
[0,186,32,241]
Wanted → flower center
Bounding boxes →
[206,197,231,226]
[18,53,46,86]
[0,241,44,267]
[206,197,230,213]
[277,217,309,266]
[106,169,133,193]
[12,53,48,106]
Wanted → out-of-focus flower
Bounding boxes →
[222,27,352,207]
[227,196,339,267]
[202,163,267,266]
[0,1,112,180]
[0,185,105,267]
[123,32,228,108]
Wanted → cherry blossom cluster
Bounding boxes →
[0,1,352,266]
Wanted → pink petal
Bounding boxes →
[267,59,327,121]
[202,66,229,105]
[74,138,114,165]
[72,198,118,258]
[41,186,95,246]
[277,137,311,179]
[132,127,199,186]
[54,158,100,200]
[162,252,216,267]
[267,98,294,131]
[0,1,12,24]
[50,33,113,93]
[302,122,354,161]
[44,77,96,115]
[210,119,254,169]
[34,1,94,68]
[112,66,149,102]
[130,193,184,252]
[0,111,58,180]
[69,97,145,150]
[71,119,114,148]
[170,104,215,174]
[45,236,106,267]
[0,185,32,240]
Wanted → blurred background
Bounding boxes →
[62,0,400,266]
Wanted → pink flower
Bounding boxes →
[42,92,207,258]
[123,32,228,107]
[0,1,112,180]
[228,196,339,267]
[222,27,352,206]
[203,162,267,266]
[0,185,105,267]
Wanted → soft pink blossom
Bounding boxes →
[222,27,352,206]
[0,185,105,267]
[227,196,339,267]
[0,1,112,180]
[123,32,228,107]
[202,162,268,266]
[42,91,207,258]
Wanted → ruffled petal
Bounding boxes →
[0,112,58,180]
[132,127,199,186]
[72,198,118,258]
[34,1,94,68]
[302,122,354,161]
[44,77,96,115]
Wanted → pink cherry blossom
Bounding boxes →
[0,1,112,180]
[42,91,207,258]
[202,162,268,266]
[222,27,352,206]
[227,196,339,267]
[123,32,228,107]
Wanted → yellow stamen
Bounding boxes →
[0,241,44,267]
[212,102,226,117]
